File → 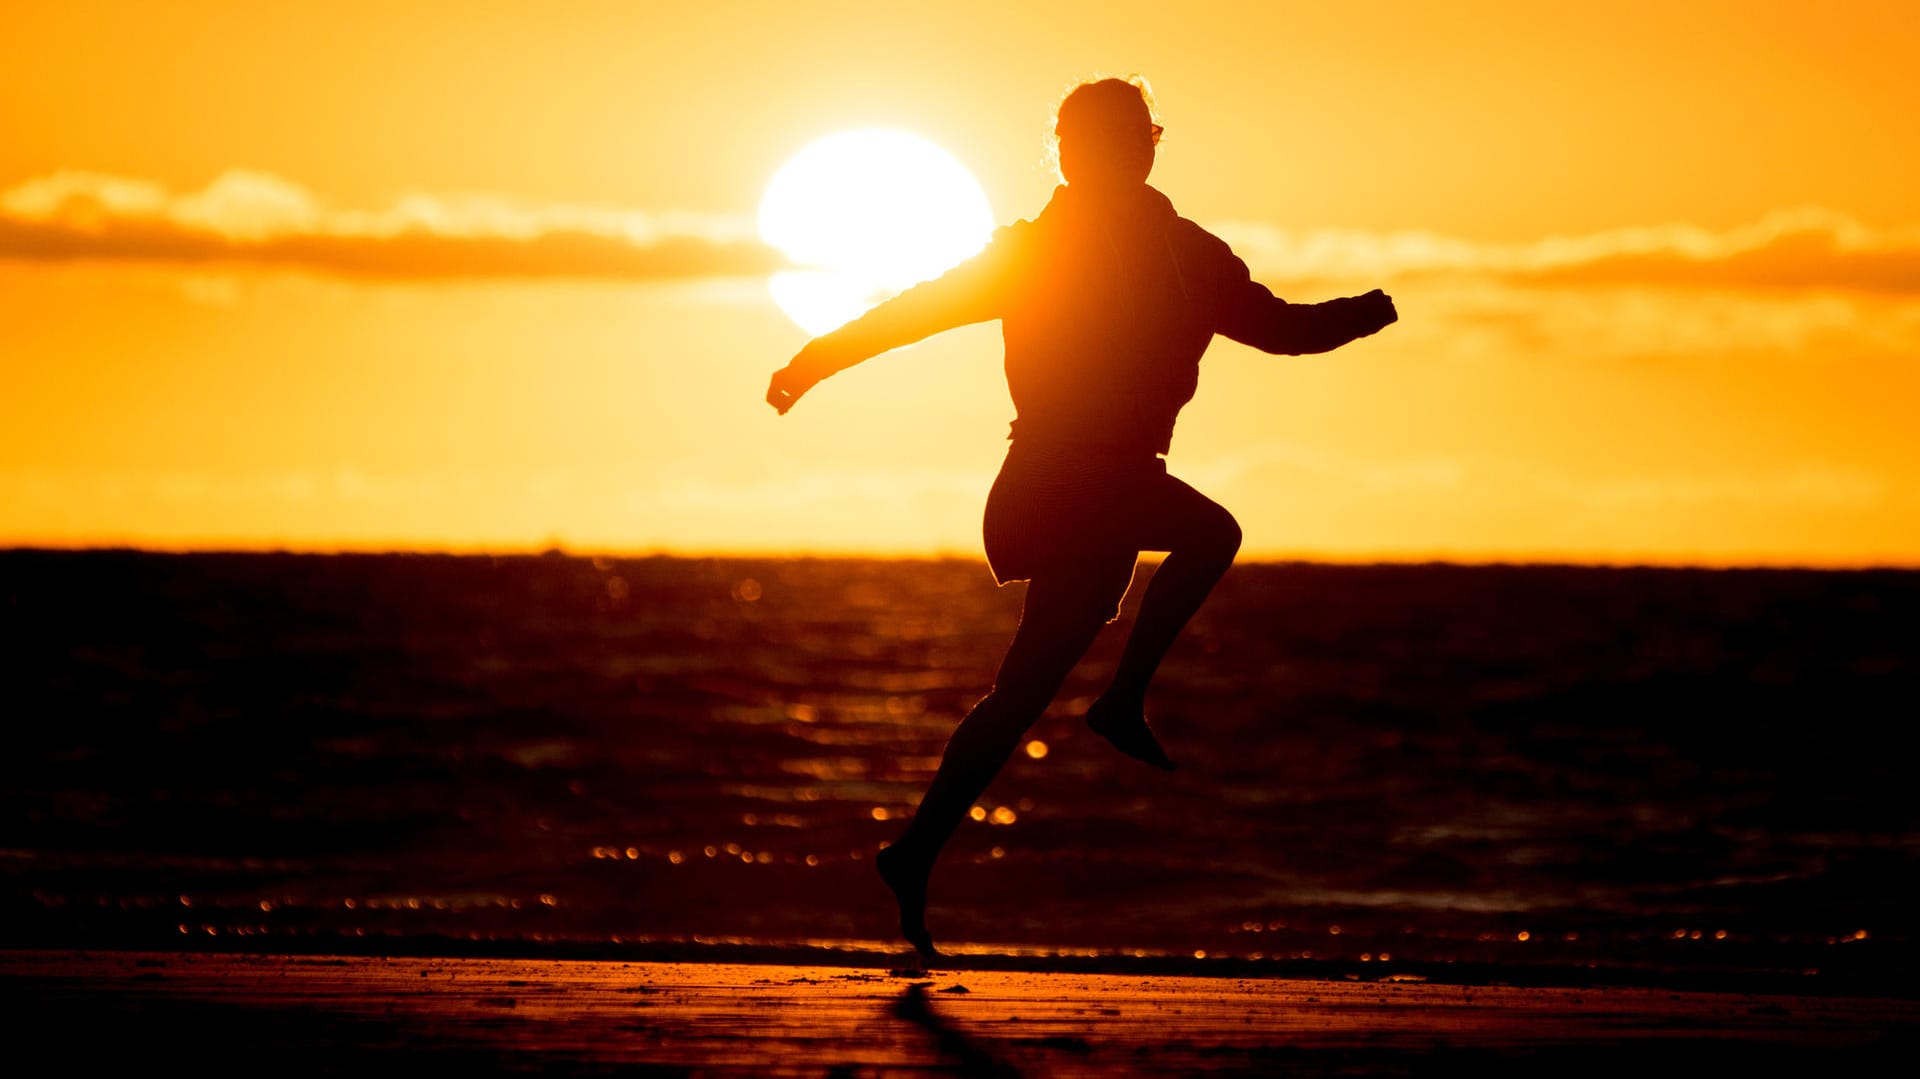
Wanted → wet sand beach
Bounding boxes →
[5,949,1914,1076]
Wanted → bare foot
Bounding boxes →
[875,844,943,964]
[1086,694,1177,771]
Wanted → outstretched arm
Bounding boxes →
[1219,283,1397,355]
[1204,239,1397,355]
[766,227,1020,414]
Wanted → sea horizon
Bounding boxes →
[6,543,1919,573]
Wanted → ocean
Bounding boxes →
[4,551,1915,989]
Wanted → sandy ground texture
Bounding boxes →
[3,950,1916,1076]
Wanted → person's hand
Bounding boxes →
[766,346,828,415]
[1355,288,1398,335]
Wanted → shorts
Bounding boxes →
[982,438,1232,618]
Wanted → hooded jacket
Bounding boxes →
[800,183,1383,456]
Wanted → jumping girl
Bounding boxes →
[767,77,1397,960]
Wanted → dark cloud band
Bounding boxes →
[7,171,1917,293]
[0,170,780,280]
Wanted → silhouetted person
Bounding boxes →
[767,77,1397,961]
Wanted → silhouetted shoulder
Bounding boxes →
[1167,217,1253,285]
[1166,217,1384,355]
[996,218,1039,244]
[1164,216,1265,321]
[939,216,1037,301]
[986,217,1040,265]
[943,216,1040,301]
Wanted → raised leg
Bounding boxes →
[1088,476,1242,770]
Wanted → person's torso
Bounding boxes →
[998,189,1220,455]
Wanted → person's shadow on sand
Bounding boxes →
[890,983,1021,1076]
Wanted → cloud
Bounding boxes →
[1216,208,1920,294]
[9,169,1918,296]
[0,169,779,280]
[1366,282,1920,362]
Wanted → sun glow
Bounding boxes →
[758,129,994,335]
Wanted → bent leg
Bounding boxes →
[1089,474,1242,769]
[880,561,1130,959]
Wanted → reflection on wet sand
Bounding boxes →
[5,951,1914,1076]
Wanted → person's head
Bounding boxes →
[1052,76,1162,189]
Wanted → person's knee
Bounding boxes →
[1219,511,1243,558]
[1198,506,1242,564]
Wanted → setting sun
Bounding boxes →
[758,129,993,335]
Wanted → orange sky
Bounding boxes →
[4,1,1918,564]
